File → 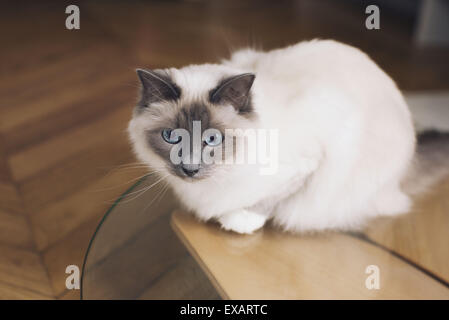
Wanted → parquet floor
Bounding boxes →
[1,0,448,299]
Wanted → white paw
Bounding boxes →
[218,209,266,234]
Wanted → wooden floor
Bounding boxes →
[0,0,448,299]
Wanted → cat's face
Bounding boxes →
[128,67,256,182]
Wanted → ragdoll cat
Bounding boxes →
[128,40,449,234]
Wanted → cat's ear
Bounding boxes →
[136,69,181,106]
[210,73,255,114]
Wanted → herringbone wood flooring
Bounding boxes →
[1,0,448,299]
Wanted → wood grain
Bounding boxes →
[30,166,148,251]
[0,209,34,249]
[0,244,53,297]
[136,256,220,300]
[0,281,53,300]
[43,216,101,296]
[171,212,449,299]
[365,177,449,283]
[82,213,189,299]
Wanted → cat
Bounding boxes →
[128,39,449,234]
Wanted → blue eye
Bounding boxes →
[204,132,222,146]
[161,128,181,144]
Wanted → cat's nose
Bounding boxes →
[181,165,200,177]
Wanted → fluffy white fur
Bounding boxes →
[129,40,422,234]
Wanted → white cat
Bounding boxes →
[128,40,448,234]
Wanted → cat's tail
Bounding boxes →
[404,131,449,195]
[403,93,449,195]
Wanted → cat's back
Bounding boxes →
[228,40,408,120]
[227,40,387,86]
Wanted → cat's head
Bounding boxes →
[128,65,257,182]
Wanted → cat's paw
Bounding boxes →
[218,209,266,234]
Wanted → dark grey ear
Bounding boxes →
[136,69,181,106]
[210,73,255,114]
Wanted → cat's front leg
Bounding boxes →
[218,209,266,234]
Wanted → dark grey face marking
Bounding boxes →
[146,103,226,181]
[136,69,181,110]
[209,73,255,115]
[175,103,211,132]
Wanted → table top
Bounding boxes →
[171,177,449,299]
[80,177,219,299]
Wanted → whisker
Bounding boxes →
[106,181,159,204]
[99,162,148,171]
[155,180,171,205]
[107,174,168,205]
[115,174,164,198]
[89,172,156,193]
[136,174,171,213]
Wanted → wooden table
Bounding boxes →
[171,178,449,299]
